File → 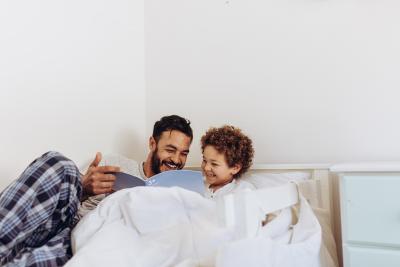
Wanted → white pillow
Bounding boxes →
[239,171,310,189]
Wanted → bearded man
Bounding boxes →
[79,115,193,217]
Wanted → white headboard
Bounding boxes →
[187,163,334,228]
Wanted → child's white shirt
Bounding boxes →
[204,179,255,199]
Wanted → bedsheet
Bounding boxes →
[66,187,231,267]
[65,187,321,267]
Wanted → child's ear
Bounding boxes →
[149,137,157,152]
[231,164,242,176]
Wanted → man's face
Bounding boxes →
[150,130,192,174]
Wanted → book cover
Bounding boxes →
[112,170,205,195]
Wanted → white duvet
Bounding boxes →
[66,187,321,267]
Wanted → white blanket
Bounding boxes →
[66,187,321,267]
[216,196,322,267]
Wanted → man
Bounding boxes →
[78,115,193,218]
[0,115,193,267]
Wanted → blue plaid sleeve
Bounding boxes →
[0,151,82,267]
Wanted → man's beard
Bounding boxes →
[151,148,183,174]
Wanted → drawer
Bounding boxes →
[344,245,400,267]
[341,175,400,247]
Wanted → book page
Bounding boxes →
[146,170,205,195]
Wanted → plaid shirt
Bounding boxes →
[0,151,82,267]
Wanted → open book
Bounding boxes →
[112,170,205,195]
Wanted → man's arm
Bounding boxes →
[81,152,120,199]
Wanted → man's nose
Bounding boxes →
[171,153,180,164]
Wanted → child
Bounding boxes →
[201,125,255,199]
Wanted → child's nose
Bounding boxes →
[204,163,212,171]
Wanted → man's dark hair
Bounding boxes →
[152,115,193,143]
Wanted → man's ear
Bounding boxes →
[231,164,242,176]
[149,137,157,152]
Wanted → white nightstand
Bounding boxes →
[331,163,400,267]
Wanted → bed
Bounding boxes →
[65,164,339,267]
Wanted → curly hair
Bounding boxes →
[201,125,254,178]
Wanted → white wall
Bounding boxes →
[0,0,145,189]
[145,0,400,166]
[2,0,400,190]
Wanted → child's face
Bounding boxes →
[201,145,241,187]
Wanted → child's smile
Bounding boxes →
[201,146,240,191]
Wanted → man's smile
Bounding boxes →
[163,161,180,170]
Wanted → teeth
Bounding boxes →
[165,162,177,168]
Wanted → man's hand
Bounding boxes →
[82,152,120,197]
